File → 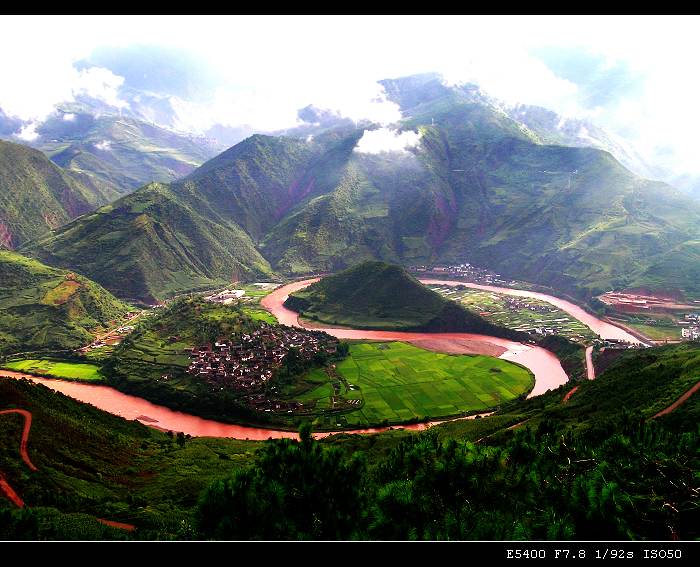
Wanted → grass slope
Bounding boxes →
[0,377,259,539]
[335,341,533,425]
[0,251,131,356]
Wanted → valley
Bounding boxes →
[1,266,649,440]
[0,33,698,542]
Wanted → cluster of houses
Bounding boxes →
[185,323,340,395]
[77,317,139,353]
[504,296,553,314]
[204,289,246,304]
[411,263,515,286]
[596,338,646,350]
[680,314,700,340]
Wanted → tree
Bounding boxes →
[197,424,367,540]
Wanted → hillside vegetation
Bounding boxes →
[0,251,130,356]
[285,261,526,340]
[2,341,698,539]
[23,183,272,303]
[0,140,120,249]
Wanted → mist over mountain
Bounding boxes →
[19,73,700,305]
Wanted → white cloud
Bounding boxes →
[94,140,111,151]
[62,113,76,121]
[74,67,127,109]
[16,123,39,141]
[354,128,422,154]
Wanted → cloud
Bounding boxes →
[73,67,127,109]
[354,127,422,154]
[62,113,76,121]
[1,15,700,179]
[94,140,111,150]
[16,123,39,141]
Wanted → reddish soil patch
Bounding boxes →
[0,221,14,249]
[598,291,699,313]
[411,338,506,358]
[96,518,136,532]
[562,385,580,403]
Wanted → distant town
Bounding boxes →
[410,263,519,287]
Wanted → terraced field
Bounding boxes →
[430,286,595,342]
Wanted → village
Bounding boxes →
[185,323,340,412]
[680,313,700,340]
[76,311,142,353]
[411,263,519,287]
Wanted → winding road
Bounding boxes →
[651,380,700,419]
[0,409,36,508]
[0,407,137,531]
[585,346,595,380]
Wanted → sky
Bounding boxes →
[1,14,699,177]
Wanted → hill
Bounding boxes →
[284,261,525,339]
[22,182,272,303]
[36,112,220,194]
[0,140,120,249]
[0,377,259,539]
[0,251,131,355]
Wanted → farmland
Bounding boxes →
[237,283,278,324]
[428,285,596,342]
[286,341,534,429]
[2,359,103,381]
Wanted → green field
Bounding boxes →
[295,342,534,428]
[2,359,103,381]
[607,313,681,341]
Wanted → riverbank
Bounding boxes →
[0,370,497,439]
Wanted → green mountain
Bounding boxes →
[23,181,272,303]
[284,261,524,338]
[0,251,131,355]
[22,74,700,302]
[36,112,221,194]
[0,140,121,249]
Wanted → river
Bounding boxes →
[0,370,491,439]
